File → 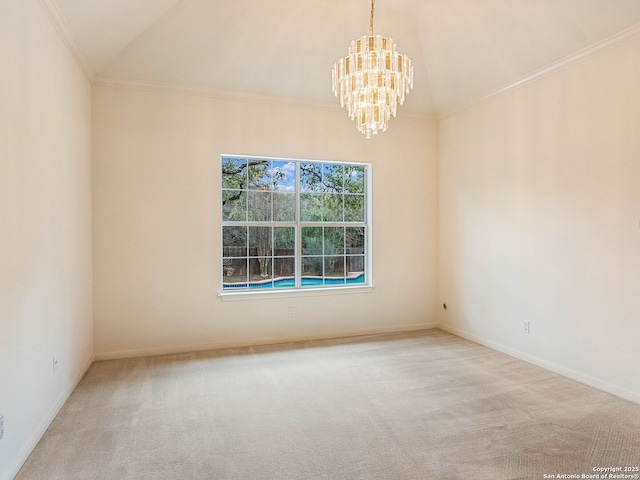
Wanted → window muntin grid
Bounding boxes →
[222,156,369,291]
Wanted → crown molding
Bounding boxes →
[92,76,435,122]
[439,21,640,120]
[37,0,94,82]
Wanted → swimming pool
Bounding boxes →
[223,273,365,290]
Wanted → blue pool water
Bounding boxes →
[224,274,365,290]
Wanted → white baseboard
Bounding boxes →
[3,354,95,480]
[438,323,640,405]
[94,322,439,361]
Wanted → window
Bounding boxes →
[221,155,370,292]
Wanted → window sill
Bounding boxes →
[218,285,374,301]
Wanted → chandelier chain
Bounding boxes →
[370,0,375,35]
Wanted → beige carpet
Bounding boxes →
[16,330,640,480]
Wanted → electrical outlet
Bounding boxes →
[53,356,59,373]
[288,306,295,318]
[522,320,530,334]
[0,413,4,440]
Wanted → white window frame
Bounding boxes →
[219,154,373,299]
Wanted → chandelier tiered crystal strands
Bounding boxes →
[332,0,414,139]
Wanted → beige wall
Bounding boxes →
[0,1,93,478]
[437,37,640,401]
[91,85,438,358]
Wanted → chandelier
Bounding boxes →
[332,0,414,139]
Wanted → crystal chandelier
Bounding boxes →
[332,0,414,139]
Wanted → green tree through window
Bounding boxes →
[222,156,368,291]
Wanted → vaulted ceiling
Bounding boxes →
[54,0,640,116]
